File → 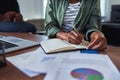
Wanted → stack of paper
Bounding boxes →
[7,48,47,77]
[44,54,120,80]
[6,47,80,77]
[7,47,120,80]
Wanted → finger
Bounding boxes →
[8,11,16,18]
[68,37,81,44]
[89,39,107,51]
[93,43,107,51]
[88,37,101,49]
[78,33,85,40]
[14,13,23,22]
[4,12,16,21]
[91,40,105,50]
[71,30,79,37]
[71,30,84,41]
[97,39,107,51]
[68,34,81,44]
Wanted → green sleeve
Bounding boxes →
[86,0,101,41]
[44,0,60,38]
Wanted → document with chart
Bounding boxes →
[44,54,120,80]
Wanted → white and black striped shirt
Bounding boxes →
[62,2,80,32]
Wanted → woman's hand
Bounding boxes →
[67,30,85,44]
[3,11,23,22]
[88,31,107,51]
[56,30,85,44]
[14,13,23,22]
[3,11,16,21]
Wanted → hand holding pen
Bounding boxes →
[67,30,85,44]
[56,27,86,45]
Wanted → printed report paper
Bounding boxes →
[6,47,80,77]
[44,54,120,80]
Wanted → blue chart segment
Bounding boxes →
[71,68,104,80]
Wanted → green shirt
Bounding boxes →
[44,0,101,40]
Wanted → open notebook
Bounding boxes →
[40,38,89,54]
[0,36,39,53]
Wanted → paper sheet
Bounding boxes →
[7,47,47,77]
[7,47,80,77]
[44,54,120,80]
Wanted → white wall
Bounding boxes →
[18,0,107,21]
[17,0,44,20]
[109,0,120,4]
[106,0,120,21]
[17,0,120,21]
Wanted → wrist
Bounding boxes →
[56,31,69,40]
[90,31,105,39]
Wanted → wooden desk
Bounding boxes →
[0,32,48,80]
[0,32,120,80]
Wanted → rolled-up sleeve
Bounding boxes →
[44,0,60,38]
[85,0,101,41]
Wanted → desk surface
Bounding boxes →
[0,32,120,80]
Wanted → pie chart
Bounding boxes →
[71,68,104,80]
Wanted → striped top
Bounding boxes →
[62,2,80,32]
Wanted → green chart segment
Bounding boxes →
[71,68,104,80]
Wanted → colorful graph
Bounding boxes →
[71,68,104,80]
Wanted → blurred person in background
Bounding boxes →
[0,0,36,33]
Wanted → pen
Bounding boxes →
[72,27,84,40]
[72,27,89,46]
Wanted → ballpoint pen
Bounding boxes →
[72,27,89,46]
[71,27,99,53]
